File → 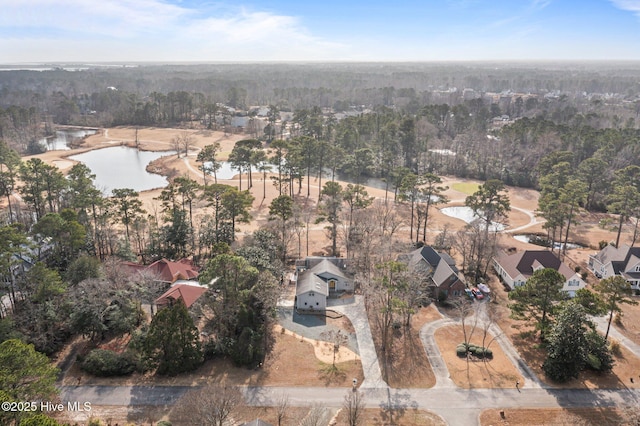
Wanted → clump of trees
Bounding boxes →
[508,268,617,383]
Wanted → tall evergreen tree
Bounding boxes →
[145,302,203,376]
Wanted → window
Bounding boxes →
[304,302,307,306]
[635,265,640,272]
[316,302,319,306]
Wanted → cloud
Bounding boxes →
[0,0,349,61]
[610,0,640,17]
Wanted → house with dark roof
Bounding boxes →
[399,246,466,298]
[493,250,586,297]
[294,257,352,310]
[589,244,640,289]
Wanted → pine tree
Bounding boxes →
[145,302,203,375]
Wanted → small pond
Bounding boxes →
[440,206,506,231]
[41,128,97,151]
[69,146,175,194]
[513,234,584,250]
[206,161,259,180]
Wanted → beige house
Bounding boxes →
[493,250,586,297]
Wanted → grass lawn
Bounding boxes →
[434,325,523,389]
[335,407,447,426]
[480,407,627,426]
[451,182,480,195]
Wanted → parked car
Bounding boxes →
[471,287,484,300]
[464,288,474,300]
[477,283,491,294]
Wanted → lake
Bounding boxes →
[69,146,175,194]
[42,128,97,151]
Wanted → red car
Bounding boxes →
[471,287,484,300]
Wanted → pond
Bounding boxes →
[206,161,259,180]
[41,128,97,151]
[440,206,506,231]
[513,234,584,250]
[69,146,175,194]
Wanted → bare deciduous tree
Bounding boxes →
[320,329,349,367]
[275,392,289,426]
[170,384,244,426]
[343,390,365,426]
[300,404,329,426]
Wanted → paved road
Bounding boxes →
[59,385,640,426]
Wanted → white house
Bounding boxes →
[588,244,640,290]
[295,272,328,311]
[493,250,586,297]
[294,258,352,310]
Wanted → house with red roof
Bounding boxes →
[124,258,199,284]
[155,280,208,309]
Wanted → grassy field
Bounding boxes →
[451,182,480,195]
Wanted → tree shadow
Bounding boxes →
[317,362,346,385]
[378,388,418,425]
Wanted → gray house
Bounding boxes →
[294,257,352,310]
[399,246,466,298]
[589,244,640,289]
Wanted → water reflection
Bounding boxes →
[69,146,175,193]
[42,129,97,151]
[440,206,506,231]
[513,234,583,250]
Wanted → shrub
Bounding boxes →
[81,349,138,377]
[456,344,467,357]
[586,353,602,371]
[614,312,624,326]
[609,339,621,356]
[157,422,172,426]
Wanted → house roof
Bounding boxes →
[404,246,463,288]
[420,246,442,268]
[155,281,208,308]
[296,269,329,296]
[297,256,348,270]
[495,250,576,281]
[309,258,347,279]
[147,258,199,283]
[592,245,640,275]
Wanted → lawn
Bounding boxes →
[434,325,523,389]
[451,182,480,195]
[335,407,447,426]
[480,407,628,426]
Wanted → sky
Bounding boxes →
[1,0,640,63]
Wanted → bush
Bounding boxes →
[457,342,492,358]
[614,312,624,326]
[609,340,621,356]
[586,353,601,371]
[157,422,172,426]
[456,345,468,357]
[81,349,138,377]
